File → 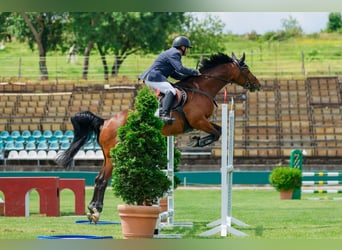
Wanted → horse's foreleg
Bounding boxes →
[191,123,221,147]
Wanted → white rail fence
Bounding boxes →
[2,49,342,81]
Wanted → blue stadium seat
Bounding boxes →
[64,130,74,139]
[14,142,25,150]
[10,130,20,139]
[15,135,25,144]
[48,136,58,144]
[83,141,95,150]
[0,144,3,159]
[37,141,48,150]
[5,136,14,143]
[36,135,47,144]
[4,142,15,151]
[26,141,36,151]
[26,136,36,144]
[59,135,69,144]
[94,142,101,150]
[43,130,53,139]
[32,130,42,139]
[60,142,70,150]
[53,130,63,139]
[0,131,9,140]
[49,142,59,150]
[21,130,31,139]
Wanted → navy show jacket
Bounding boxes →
[139,47,198,82]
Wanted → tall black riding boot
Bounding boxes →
[160,92,176,123]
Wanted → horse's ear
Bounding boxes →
[240,52,245,63]
[231,52,236,60]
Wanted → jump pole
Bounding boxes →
[199,96,248,237]
[155,135,193,238]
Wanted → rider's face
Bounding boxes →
[183,46,189,56]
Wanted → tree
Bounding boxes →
[13,12,69,80]
[280,15,303,37]
[70,12,186,80]
[109,12,186,77]
[111,86,171,205]
[326,12,342,32]
[0,12,13,42]
[181,13,226,55]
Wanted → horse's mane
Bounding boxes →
[198,53,234,72]
[176,52,234,88]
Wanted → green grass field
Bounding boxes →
[1,33,342,82]
[1,187,342,239]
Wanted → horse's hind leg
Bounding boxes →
[88,156,113,214]
[88,171,107,213]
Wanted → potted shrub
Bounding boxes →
[269,166,302,199]
[110,87,172,239]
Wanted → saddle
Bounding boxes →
[157,87,187,110]
[157,87,192,132]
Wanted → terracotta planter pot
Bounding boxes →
[279,190,293,200]
[118,204,161,239]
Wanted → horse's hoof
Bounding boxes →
[188,136,200,147]
[87,212,93,223]
[92,213,100,224]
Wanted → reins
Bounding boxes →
[178,55,258,108]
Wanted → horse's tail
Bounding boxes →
[55,111,105,168]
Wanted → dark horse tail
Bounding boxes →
[55,111,105,168]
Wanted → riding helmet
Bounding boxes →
[172,36,192,48]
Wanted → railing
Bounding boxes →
[1,48,342,81]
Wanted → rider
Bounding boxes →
[139,36,200,122]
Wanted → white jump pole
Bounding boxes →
[199,97,248,237]
[155,136,193,238]
[166,135,175,225]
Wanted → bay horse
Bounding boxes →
[55,52,261,217]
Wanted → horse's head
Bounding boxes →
[231,52,261,92]
[198,52,261,93]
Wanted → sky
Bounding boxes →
[194,12,330,35]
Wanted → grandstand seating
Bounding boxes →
[0,78,342,170]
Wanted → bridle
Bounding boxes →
[200,62,259,92]
[185,56,259,106]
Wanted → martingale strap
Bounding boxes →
[181,87,218,107]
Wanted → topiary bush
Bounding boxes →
[110,86,172,206]
[269,166,302,191]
